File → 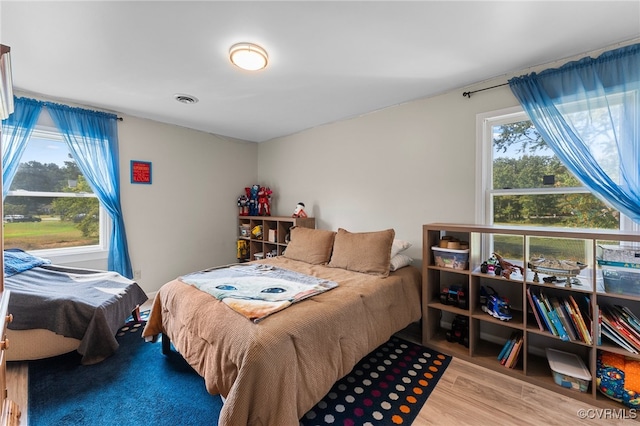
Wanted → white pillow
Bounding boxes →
[390,253,413,271]
[390,239,412,258]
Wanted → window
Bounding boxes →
[4,126,108,259]
[477,106,637,263]
[476,106,629,231]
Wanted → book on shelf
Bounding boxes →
[526,287,544,331]
[601,323,639,354]
[498,332,518,363]
[600,305,640,353]
[498,331,523,368]
[528,289,593,345]
[551,296,578,341]
[568,295,592,345]
[505,335,523,369]
[539,291,569,342]
[531,292,557,336]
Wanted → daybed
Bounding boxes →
[4,249,148,365]
[142,227,421,426]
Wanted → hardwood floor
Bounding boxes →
[8,320,638,425]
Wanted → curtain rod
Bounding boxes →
[462,82,509,98]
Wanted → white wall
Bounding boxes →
[257,78,518,264]
[117,116,258,293]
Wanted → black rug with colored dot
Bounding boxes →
[300,336,452,426]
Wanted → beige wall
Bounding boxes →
[257,78,518,264]
[117,116,258,293]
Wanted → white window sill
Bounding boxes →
[29,246,108,265]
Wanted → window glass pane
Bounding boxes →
[492,120,579,189]
[10,136,93,193]
[493,193,619,229]
[4,131,101,251]
[4,195,100,250]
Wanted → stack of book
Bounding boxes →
[598,305,640,354]
[526,288,592,344]
[497,331,523,368]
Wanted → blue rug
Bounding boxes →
[27,312,223,425]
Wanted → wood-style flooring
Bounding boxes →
[8,320,638,425]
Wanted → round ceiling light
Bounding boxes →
[229,42,268,71]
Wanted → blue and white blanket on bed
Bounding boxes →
[180,263,338,322]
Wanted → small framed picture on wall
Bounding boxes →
[131,160,152,184]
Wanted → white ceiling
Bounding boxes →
[1,1,639,143]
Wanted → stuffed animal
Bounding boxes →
[597,351,640,408]
[292,202,307,218]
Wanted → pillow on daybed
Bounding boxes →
[283,227,336,265]
[328,228,395,277]
[390,239,412,258]
[390,253,413,271]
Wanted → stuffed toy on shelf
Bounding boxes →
[292,202,307,218]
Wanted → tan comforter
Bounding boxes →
[142,257,422,426]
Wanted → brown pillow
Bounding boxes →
[328,228,395,277]
[283,227,336,265]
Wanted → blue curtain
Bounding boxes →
[1,97,43,199]
[45,102,133,278]
[509,44,640,223]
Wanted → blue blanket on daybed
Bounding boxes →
[4,248,51,277]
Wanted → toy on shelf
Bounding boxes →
[480,253,524,280]
[251,225,263,240]
[597,351,640,408]
[292,202,307,218]
[480,286,513,321]
[237,239,248,261]
[439,285,467,309]
[257,186,272,216]
[446,315,469,347]
[248,185,260,216]
[237,192,249,216]
[528,255,587,287]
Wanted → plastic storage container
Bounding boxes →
[546,348,591,392]
[598,245,640,264]
[432,246,469,270]
[598,261,640,296]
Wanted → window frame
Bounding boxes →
[4,126,109,264]
[475,105,637,232]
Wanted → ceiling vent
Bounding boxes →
[174,94,199,104]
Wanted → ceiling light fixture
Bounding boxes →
[229,42,268,71]
[174,94,199,104]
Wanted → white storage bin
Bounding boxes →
[546,348,591,392]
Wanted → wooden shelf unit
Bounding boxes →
[422,223,640,408]
[237,216,315,261]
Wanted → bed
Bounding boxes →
[142,227,422,426]
[3,249,148,365]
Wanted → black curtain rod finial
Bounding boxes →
[462,82,509,99]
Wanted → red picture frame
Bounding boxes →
[131,160,152,184]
